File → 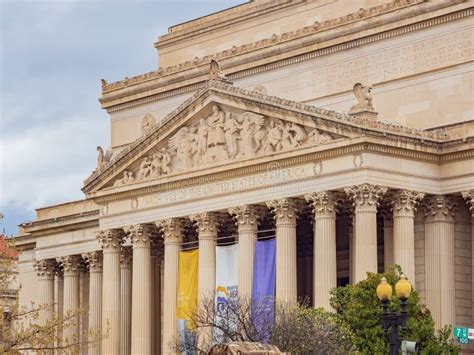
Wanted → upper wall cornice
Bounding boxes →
[99,0,470,110]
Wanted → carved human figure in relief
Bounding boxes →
[141,114,156,135]
[224,113,240,159]
[265,119,284,152]
[207,105,226,147]
[239,112,265,157]
[169,127,193,171]
[196,118,209,161]
[281,123,293,150]
[138,156,153,179]
[308,129,332,145]
[113,170,135,187]
[159,147,172,175]
[287,122,307,147]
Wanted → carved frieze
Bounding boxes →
[111,105,335,188]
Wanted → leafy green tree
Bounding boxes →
[330,265,459,354]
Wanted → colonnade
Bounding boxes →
[33,186,474,354]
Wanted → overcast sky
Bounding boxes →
[0,0,245,235]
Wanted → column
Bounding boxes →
[82,251,103,355]
[151,236,163,355]
[381,209,394,269]
[126,224,154,355]
[156,218,182,353]
[34,259,56,324]
[54,267,64,349]
[462,190,474,333]
[422,195,457,328]
[96,229,124,355]
[120,247,132,355]
[57,255,82,344]
[305,191,337,310]
[392,190,424,283]
[190,212,218,301]
[267,198,298,303]
[229,205,259,298]
[345,184,387,283]
[79,263,89,355]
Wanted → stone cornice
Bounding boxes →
[100,1,470,109]
[85,80,461,195]
[19,210,99,237]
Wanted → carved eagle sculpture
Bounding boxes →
[209,59,229,82]
[350,82,375,113]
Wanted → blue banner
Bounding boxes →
[252,238,276,341]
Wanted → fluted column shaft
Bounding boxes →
[151,238,163,355]
[120,247,132,355]
[83,251,103,355]
[126,224,153,355]
[423,195,457,328]
[58,255,82,344]
[345,184,387,283]
[392,190,424,283]
[97,229,124,355]
[267,198,298,303]
[55,271,64,349]
[229,205,258,298]
[80,267,89,355]
[34,259,56,324]
[382,214,394,269]
[305,192,337,310]
[156,219,182,353]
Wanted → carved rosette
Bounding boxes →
[344,184,387,211]
[228,205,260,231]
[305,191,337,218]
[96,229,125,251]
[155,218,183,245]
[267,198,298,226]
[392,190,425,217]
[34,259,57,279]
[124,224,156,248]
[190,212,218,239]
[82,251,103,273]
[421,195,458,222]
[461,190,474,217]
[56,255,82,276]
[120,247,133,268]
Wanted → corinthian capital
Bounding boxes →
[267,198,298,225]
[344,184,387,209]
[462,190,474,215]
[56,255,82,276]
[120,247,133,267]
[190,212,219,237]
[124,223,156,247]
[96,229,125,250]
[305,191,337,218]
[82,251,103,273]
[392,190,425,216]
[421,195,458,222]
[155,218,183,244]
[228,205,260,230]
[34,259,57,279]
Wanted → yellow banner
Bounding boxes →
[176,249,199,323]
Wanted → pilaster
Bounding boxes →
[305,191,337,310]
[345,184,387,282]
[267,198,298,303]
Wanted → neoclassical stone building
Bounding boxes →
[16,0,473,354]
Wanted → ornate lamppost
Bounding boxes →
[376,274,412,355]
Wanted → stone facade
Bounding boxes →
[15,1,474,354]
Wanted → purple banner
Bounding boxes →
[252,238,276,341]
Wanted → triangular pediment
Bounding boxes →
[82,81,371,194]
